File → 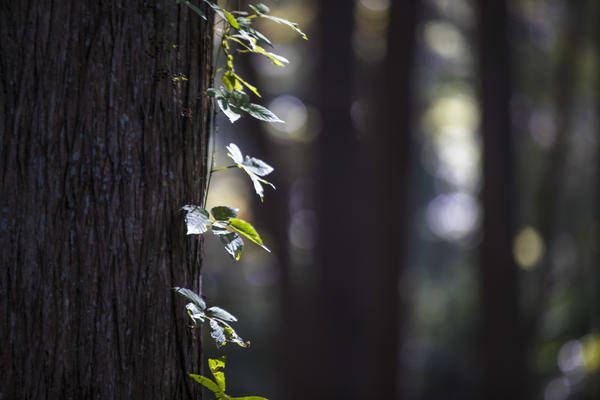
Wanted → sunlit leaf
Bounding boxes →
[210,319,227,346]
[218,98,242,123]
[212,226,243,261]
[242,156,273,176]
[226,143,244,164]
[260,14,308,40]
[186,303,206,324]
[207,306,238,322]
[229,218,269,252]
[182,205,211,234]
[189,374,221,393]
[205,1,239,29]
[240,103,284,123]
[231,89,251,106]
[226,143,275,200]
[174,286,207,310]
[208,357,227,392]
[232,73,261,97]
[211,206,239,220]
[230,397,268,400]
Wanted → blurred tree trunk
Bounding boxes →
[364,0,417,398]
[0,1,213,398]
[477,1,524,399]
[313,1,366,398]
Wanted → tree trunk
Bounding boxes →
[0,1,213,398]
[477,1,524,398]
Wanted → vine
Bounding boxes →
[172,1,307,398]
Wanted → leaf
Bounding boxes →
[229,218,269,252]
[218,98,242,123]
[212,226,244,261]
[186,303,206,324]
[173,287,207,310]
[252,45,289,66]
[230,397,269,400]
[182,205,211,234]
[207,306,238,322]
[223,9,239,29]
[223,325,250,348]
[240,103,284,123]
[208,357,227,392]
[255,3,270,14]
[242,156,274,176]
[248,173,276,201]
[205,1,239,29]
[222,72,242,91]
[231,90,251,106]
[232,73,261,98]
[226,143,244,164]
[210,319,227,346]
[189,374,221,394]
[211,206,239,220]
[226,143,275,200]
[260,14,308,40]
[183,0,207,20]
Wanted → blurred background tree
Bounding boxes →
[204,0,600,399]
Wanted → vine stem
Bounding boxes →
[211,165,237,172]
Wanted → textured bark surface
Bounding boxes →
[0,1,213,398]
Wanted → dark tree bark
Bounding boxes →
[477,1,524,399]
[0,1,213,398]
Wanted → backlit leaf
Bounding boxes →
[189,374,221,393]
[182,205,211,234]
[240,103,284,123]
[207,306,238,322]
[174,286,207,310]
[229,218,269,252]
[208,357,227,392]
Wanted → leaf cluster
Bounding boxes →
[173,287,249,348]
[182,204,269,261]
[190,356,268,400]
[179,0,306,124]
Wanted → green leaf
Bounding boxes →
[223,325,250,348]
[252,45,289,66]
[182,205,211,234]
[173,287,206,310]
[205,1,239,29]
[260,14,308,40]
[208,357,227,392]
[232,73,261,98]
[212,226,244,261]
[217,98,242,123]
[240,103,284,123]
[189,374,221,393]
[211,206,239,220]
[231,89,251,106]
[230,397,269,400]
[224,10,240,29]
[222,72,241,91]
[183,1,207,20]
[207,306,238,322]
[229,218,269,252]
